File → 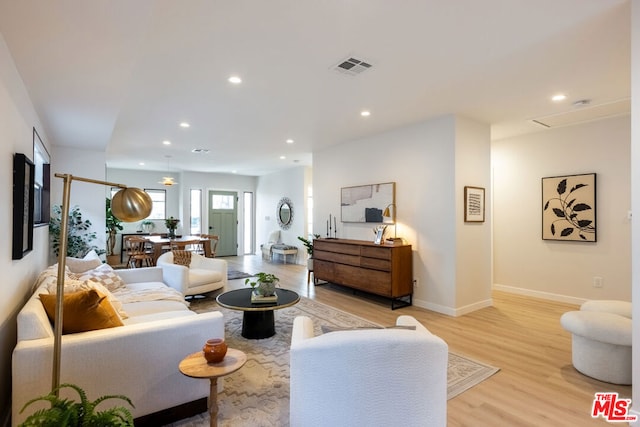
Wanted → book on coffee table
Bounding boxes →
[251,291,278,303]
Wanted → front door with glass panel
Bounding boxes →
[208,191,238,256]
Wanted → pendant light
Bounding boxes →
[159,155,178,186]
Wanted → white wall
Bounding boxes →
[630,0,639,420]
[50,146,107,263]
[0,34,51,423]
[314,115,492,315]
[455,118,492,310]
[256,166,309,263]
[492,115,631,303]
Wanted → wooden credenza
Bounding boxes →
[313,238,413,309]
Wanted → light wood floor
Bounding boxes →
[222,255,631,427]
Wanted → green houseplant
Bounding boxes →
[298,234,320,271]
[50,205,105,258]
[165,217,179,239]
[245,272,280,297]
[297,234,320,257]
[106,198,124,265]
[19,383,134,427]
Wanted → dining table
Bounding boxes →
[144,235,212,263]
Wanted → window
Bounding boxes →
[190,189,202,234]
[33,128,50,226]
[307,185,314,236]
[211,194,234,210]
[144,189,167,219]
[244,192,253,254]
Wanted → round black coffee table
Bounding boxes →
[216,288,300,339]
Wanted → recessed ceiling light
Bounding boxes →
[280,155,286,160]
[162,140,171,145]
[552,94,567,102]
[361,110,371,117]
[228,76,242,84]
[138,162,145,166]
[179,122,190,128]
[231,170,237,174]
[286,139,294,144]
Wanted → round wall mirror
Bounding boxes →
[277,197,293,230]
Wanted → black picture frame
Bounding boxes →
[13,153,35,259]
[464,186,485,223]
[542,173,597,242]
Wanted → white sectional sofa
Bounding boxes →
[12,264,224,426]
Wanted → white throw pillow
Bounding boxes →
[65,250,102,274]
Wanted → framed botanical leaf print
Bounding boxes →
[542,173,596,242]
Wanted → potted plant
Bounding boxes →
[165,217,180,239]
[245,272,280,297]
[19,383,134,426]
[140,219,155,233]
[106,197,124,266]
[298,234,320,270]
[50,205,105,258]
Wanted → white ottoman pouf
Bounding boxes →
[560,309,632,384]
[580,300,632,319]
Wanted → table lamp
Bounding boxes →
[382,203,401,242]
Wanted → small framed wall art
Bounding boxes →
[464,186,485,223]
[542,173,596,242]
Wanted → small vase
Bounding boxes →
[168,229,176,239]
[202,338,227,363]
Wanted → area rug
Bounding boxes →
[168,297,499,426]
[227,270,253,280]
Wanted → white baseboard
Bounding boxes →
[413,297,493,317]
[414,282,587,316]
[493,283,587,306]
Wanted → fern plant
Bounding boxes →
[19,383,134,427]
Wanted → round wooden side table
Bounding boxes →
[179,348,247,427]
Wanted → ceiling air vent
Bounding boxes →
[192,148,210,154]
[332,56,373,76]
[530,98,630,129]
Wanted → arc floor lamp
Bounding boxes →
[52,173,152,393]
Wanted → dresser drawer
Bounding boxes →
[315,250,359,267]
[361,246,391,260]
[314,240,360,256]
[360,257,391,271]
[333,264,392,296]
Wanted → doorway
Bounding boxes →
[208,190,238,256]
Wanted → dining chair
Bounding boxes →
[125,236,154,268]
[200,234,219,257]
[170,239,202,253]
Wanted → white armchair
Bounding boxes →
[156,251,227,296]
[289,315,448,427]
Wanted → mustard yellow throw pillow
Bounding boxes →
[40,289,124,334]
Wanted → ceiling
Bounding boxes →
[0,0,630,176]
